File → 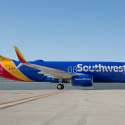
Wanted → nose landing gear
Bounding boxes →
[57,83,64,90]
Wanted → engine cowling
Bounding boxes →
[71,75,93,86]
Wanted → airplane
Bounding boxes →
[0,46,125,90]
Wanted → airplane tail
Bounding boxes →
[14,46,29,65]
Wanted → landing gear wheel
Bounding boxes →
[57,84,62,90]
[57,84,64,90]
[61,84,64,89]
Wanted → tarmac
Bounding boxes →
[0,90,125,125]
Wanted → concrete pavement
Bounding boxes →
[0,90,125,125]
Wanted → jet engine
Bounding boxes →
[71,75,93,86]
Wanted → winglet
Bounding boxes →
[14,46,29,65]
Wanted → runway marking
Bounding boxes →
[0,90,68,109]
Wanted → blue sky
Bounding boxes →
[0,0,125,61]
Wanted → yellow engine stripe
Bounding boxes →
[0,90,68,109]
[1,59,34,82]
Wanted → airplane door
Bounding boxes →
[73,66,77,73]
[68,66,72,73]
[0,67,2,74]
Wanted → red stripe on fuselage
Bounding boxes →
[0,63,24,82]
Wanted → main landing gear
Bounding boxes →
[57,83,64,90]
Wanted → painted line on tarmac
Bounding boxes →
[0,90,68,109]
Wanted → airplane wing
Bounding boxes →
[14,46,75,79]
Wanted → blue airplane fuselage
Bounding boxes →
[11,60,125,83]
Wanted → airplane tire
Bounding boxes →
[61,84,64,89]
[57,84,64,90]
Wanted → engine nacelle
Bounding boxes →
[71,75,93,86]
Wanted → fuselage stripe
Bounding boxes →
[0,60,34,82]
[12,61,35,82]
[0,63,24,81]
